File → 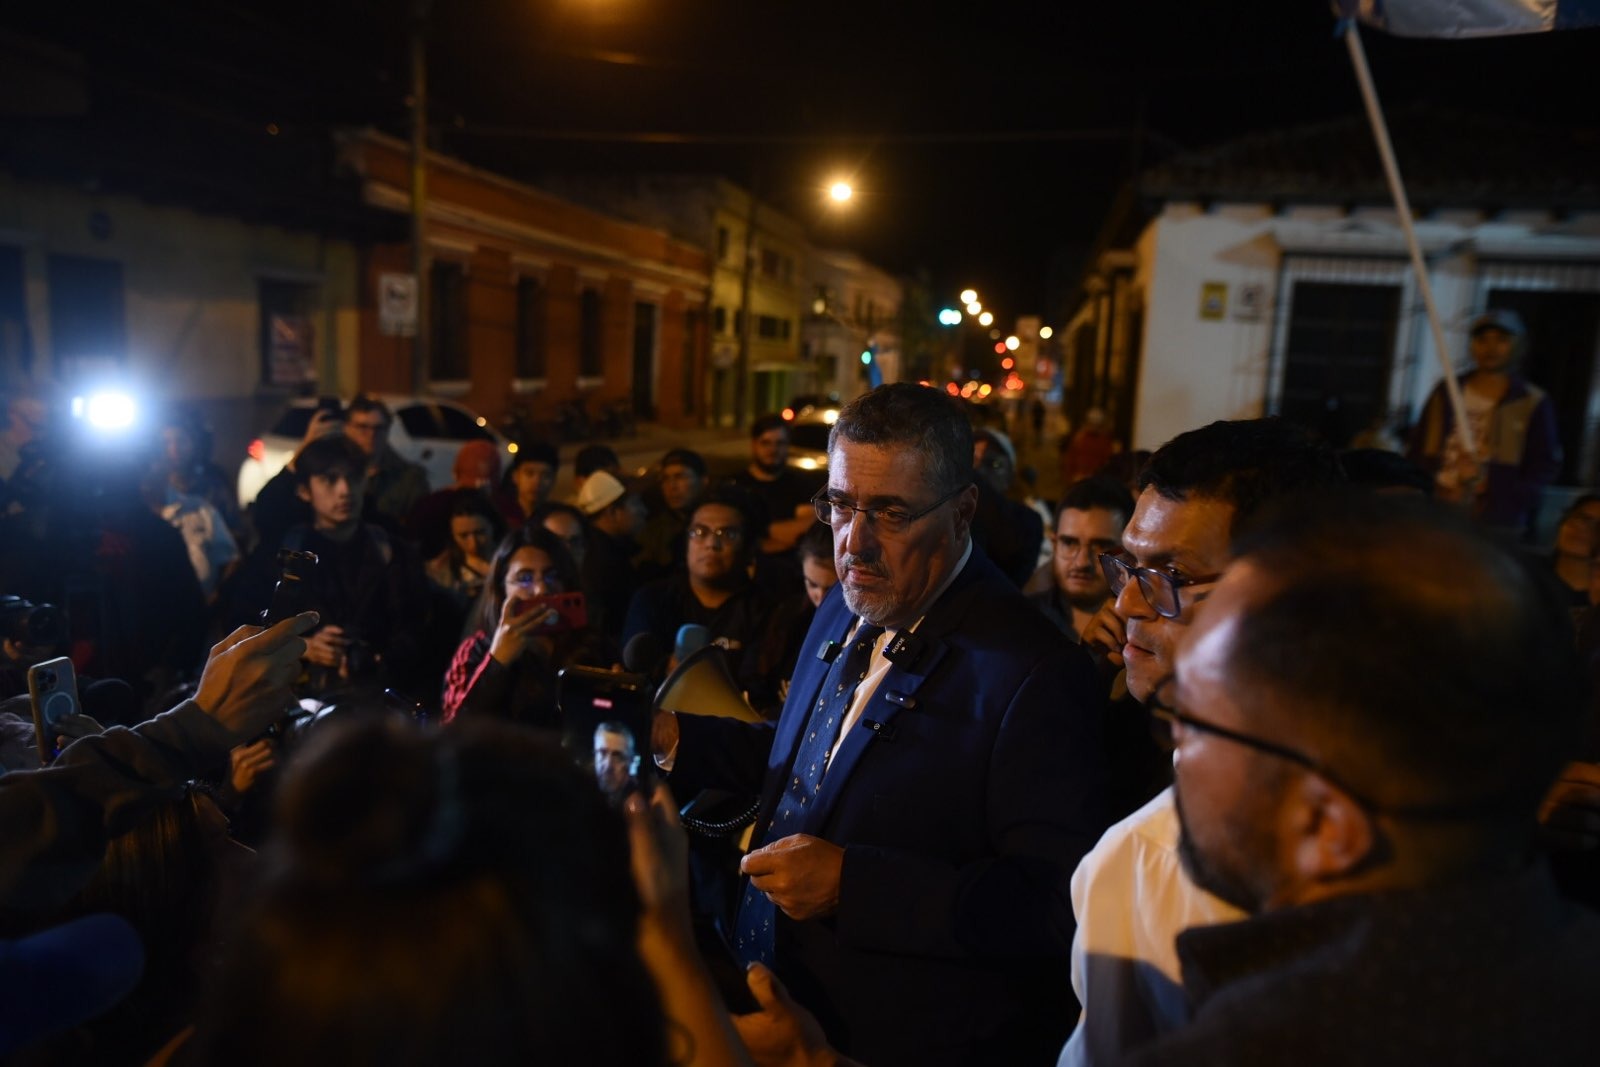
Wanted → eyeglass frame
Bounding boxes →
[810,481,969,534]
[1098,552,1222,620]
[686,523,744,546]
[1148,674,1511,821]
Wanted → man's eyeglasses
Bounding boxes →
[1098,553,1222,620]
[1150,675,1508,821]
[687,524,743,546]
[811,483,967,536]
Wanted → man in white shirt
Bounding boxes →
[1066,418,1342,1067]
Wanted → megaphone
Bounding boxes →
[655,644,762,724]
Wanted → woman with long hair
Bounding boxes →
[440,525,611,727]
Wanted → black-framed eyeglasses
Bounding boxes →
[811,482,967,536]
[1149,675,1506,821]
[1098,553,1222,620]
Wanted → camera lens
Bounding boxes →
[35,669,55,689]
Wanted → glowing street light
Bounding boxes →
[965,301,982,316]
[959,288,978,305]
[828,181,854,203]
[1005,335,1020,351]
[938,308,963,325]
[1039,325,1054,340]
[978,311,994,327]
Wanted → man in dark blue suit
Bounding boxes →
[656,383,1108,1066]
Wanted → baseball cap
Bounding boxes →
[576,470,627,515]
[974,428,1017,468]
[1470,309,1526,338]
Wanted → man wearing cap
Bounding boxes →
[971,426,1044,586]
[1408,308,1560,535]
[576,469,645,646]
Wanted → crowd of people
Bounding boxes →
[3,344,1600,1065]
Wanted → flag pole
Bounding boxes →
[1341,18,1476,457]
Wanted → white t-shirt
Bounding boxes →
[1058,788,1245,1067]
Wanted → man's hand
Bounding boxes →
[651,709,680,763]
[1540,760,1600,851]
[1080,601,1126,670]
[626,781,692,934]
[229,739,278,796]
[740,834,844,921]
[732,963,847,1067]
[195,613,316,743]
[302,624,349,669]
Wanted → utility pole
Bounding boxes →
[409,0,431,393]
[733,179,758,429]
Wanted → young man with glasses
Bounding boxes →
[1064,418,1342,1067]
[1121,494,1599,1066]
[622,487,778,709]
[659,383,1109,1067]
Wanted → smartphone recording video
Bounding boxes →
[556,665,653,805]
[511,591,587,632]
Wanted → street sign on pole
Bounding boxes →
[379,272,418,337]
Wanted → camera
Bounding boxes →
[261,550,320,625]
[0,596,66,653]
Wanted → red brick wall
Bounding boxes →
[354,135,710,429]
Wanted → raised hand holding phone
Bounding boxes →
[489,593,558,666]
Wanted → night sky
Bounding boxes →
[7,1,1600,326]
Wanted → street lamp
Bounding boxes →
[1039,325,1054,340]
[960,289,978,305]
[978,311,994,327]
[828,181,854,203]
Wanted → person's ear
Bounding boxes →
[953,482,979,531]
[1287,773,1376,885]
[2,637,22,663]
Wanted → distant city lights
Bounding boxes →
[1039,326,1054,340]
[938,308,963,325]
[959,289,978,305]
[965,301,982,315]
[1005,335,1020,351]
[978,311,994,326]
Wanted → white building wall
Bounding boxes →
[1127,201,1600,451]
[0,174,362,400]
[1133,204,1281,450]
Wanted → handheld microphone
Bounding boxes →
[623,632,669,684]
[674,624,711,661]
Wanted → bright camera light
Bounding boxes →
[78,392,138,432]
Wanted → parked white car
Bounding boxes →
[237,394,513,506]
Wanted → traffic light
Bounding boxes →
[859,345,883,388]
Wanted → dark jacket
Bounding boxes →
[670,545,1108,1067]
